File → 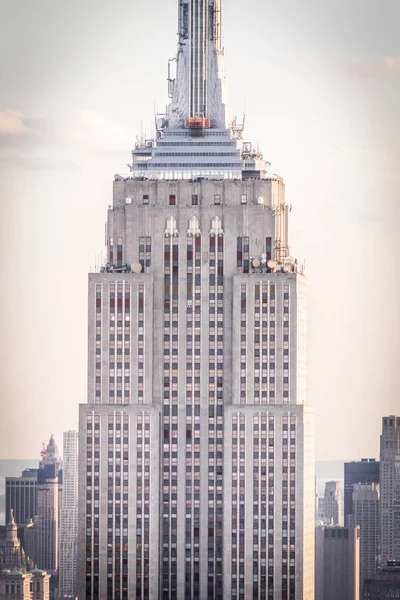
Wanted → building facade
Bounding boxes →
[323,481,342,526]
[363,560,400,600]
[0,511,33,573]
[77,0,315,598]
[36,436,63,576]
[0,511,50,600]
[380,416,400,563]
[0,569,50,600]
[349,484,380,594]
[315,526,360,600]
[58,431,78,599]
[5,470,38,528]
[344,460,380,526]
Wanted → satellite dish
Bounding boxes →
[156,118,164,130]
[125,197,132,205]
[131,263,143,274]
[267,260,277,269]
[261,253,267,259]
[261,258,267,264]
[257,197,264,205]
[252,258,261,268]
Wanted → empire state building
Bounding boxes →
[78,1,315,599]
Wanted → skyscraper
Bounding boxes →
[344,459,380,525]
[380,416,400,563]
[78,1,315,598]
[59,431,78,599]
[349,483,380,593]
[37,436,63,576]
[323,481,342,526]
[5,469,38,527]
[315,526,360,600]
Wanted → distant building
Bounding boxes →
[363,560,400,599]
[0,509,50,600]
[323,481,342,526]
[344,460,379,525]
[5,469,38,527]
[59,431,78,600]
[380,416,400,562]
[349,483,380,594]
[0,510,33,572]
[36,436,62,576]
[21,519,37,567]
[315,525,360,600]
[0,569,50,600]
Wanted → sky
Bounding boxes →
[0,0,399,461]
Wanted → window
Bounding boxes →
[192,194,198,206]
[143,194,149,204]
[169,195,176,206]
[241,194,247,205]
[214,194,221,205]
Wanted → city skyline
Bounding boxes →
[0,0,399,465]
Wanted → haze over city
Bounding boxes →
[0,0,399,462]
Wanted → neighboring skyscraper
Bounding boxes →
[37,436,63,576]
[5,469,38,527]
[344,459,380,525]
[349,483,380,593]
[59,431,78,600]
[315,526,360,600]
[78,0,315,598]
[363,560,400,599]
[380,416,400,563]
[323,481,342,526]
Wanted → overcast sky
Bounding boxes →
[0,0,399,461]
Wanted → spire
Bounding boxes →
[7,509,16,530]
[6,510,18,543]
[168,0,227,129]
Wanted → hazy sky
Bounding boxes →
[0,0,399,461]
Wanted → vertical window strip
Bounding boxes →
[208,232,224,598]
[268,414,275,598]
[85,414,94,598]
[137,284,144,404]
[269,285,276,404]
[254,285,260,405]
[95,284,102,404]
[282,414,289,600]
[162,235,178,599]
[289,415,296,599]
[240,284,247,405]
[122,414,129,600]
[283,284,290,404]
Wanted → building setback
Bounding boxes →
[344,460,379,526]
[77,0,315,598]
[315,526,360,600]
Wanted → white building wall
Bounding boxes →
[59,430,79,599]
